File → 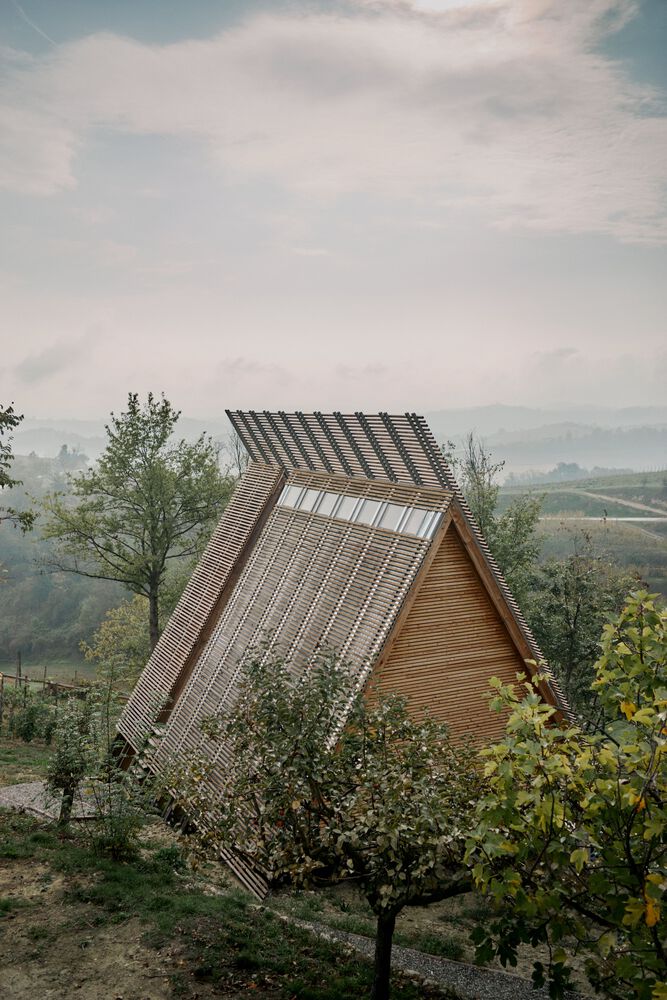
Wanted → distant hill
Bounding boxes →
[485,425,667,475]
[14,406,667,474]
[425,404,667,436]
[13,415,235,460]
[425,407,667,475]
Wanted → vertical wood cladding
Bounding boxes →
[117,462,285,751]
[371,524,527,742]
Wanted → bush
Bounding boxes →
[2,686,57,743]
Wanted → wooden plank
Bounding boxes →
[369,522,535,742]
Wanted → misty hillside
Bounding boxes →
[14,407,667,476]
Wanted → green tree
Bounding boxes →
[169,650,484,1000]
[467,592,667,1000]
[42,393,231,649]
[80,594,152,690]
[444,433,541,604]
[527,530,638,714]
[0,403,34,532]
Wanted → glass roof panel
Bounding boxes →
[279,484,302,508]
[355,498,382,526]
[401,508,429,536]
[297,488,322,513]
[315,491,339,517]
[378,502,406,532]
[335,495,359,521]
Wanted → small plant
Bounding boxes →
[2,686,58,743]
[84,685,154,860]
[46,696,94,826]
[45,678,153,850]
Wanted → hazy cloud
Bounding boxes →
[291,247,330,257]
[335,363,390,381]
[532,347,579,370]
[1,0,665,241]
[15,333,93,384]
[218,357,295,386]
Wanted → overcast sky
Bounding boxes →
[1,0,665,420]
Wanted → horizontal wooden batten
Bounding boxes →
[117,462,285,751]
[369,523,536,742]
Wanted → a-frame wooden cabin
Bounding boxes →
[117,411,566,893]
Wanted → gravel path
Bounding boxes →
[286,915,586,1000]
[0,780,97,820]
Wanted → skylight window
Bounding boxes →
[277,485,441,540]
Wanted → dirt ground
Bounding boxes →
[1,855,174,1000]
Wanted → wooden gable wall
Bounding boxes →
[368,520,528,742]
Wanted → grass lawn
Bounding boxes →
[0,809,457,999]
[0,737,53,785]
[271,883,471,963]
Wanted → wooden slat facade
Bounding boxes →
[226,410,567,711]
[227,411,456,492]
[117,461,285,751]
[153,473,449,772]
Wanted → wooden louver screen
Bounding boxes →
[225,412,565,710]
[152,484,442,770]
[117,462,285,751]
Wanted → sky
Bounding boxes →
[1,0,666,420]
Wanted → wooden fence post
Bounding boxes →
[0,673,4,733]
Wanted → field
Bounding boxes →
[0,661,96,685]
[0,734,450,1000]
[0,738,591,1000]
[499,469,667,596]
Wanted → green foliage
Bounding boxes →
[84,683,155,860]
[45,683,151,850]
[486,493,542,605]
[0,451,126,665]
[41,392,232,649]
[467,591,667,1000]
[14,692,56,744]
[169,648,484,999]
[80,594,152,689]
[1,686,57,744]
[444,433,541,604]
[46,696,95,826]
[0,403,35,532]
[527,530,639,714]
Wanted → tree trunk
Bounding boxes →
[59,783,75,827]
[370,910,396,1000]
[149,587,160,651]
